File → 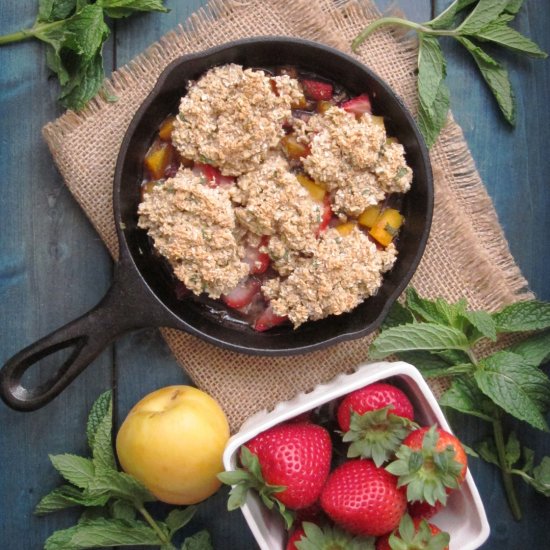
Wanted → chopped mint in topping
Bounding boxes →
[394,167,409,181]
[198,154,214,165]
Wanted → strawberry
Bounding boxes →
[254,304,288,331]
[337,383,416,466]
[301,79,333,101]
[386,426,467,506]
[295,500,323,523]
[290,522,376,550]
[376,515,449,550]
[320,459,407,537]
[407,499,443,521]
[219,422,332,528]
[316,196,333,236]
[287,524,306,550]
[341,94,372,116]
[192,162,235,187]
[243,236,270,274]
[221,277,261,309]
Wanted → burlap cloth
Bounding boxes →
[43,0,532,431]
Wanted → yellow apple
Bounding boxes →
[116,385,230,505]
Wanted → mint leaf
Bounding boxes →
[97,0,169,19]
[418,34,447,111]
[476,437,500,467]
[462,309,497,342]
[417,70,450,148]
[382,300,415,329]
[49,454,95,489]
[395,350,451,377]
[505,431,521,468]
[44,518,161,549]
[86,469,155,504]
[475,351,550,430]
[493,300,550,332]
[166,507,196,536]
[531,457,550,496]
[405,288,466,328]
[181,530,213,550]
[369,323,470,359]
[86,390,111,451]
[63,5,109,60]
[458,36,516,124]
[476,20,547,58]
[458,0,510,35]
[59,50,106,111]
[509,331,550,366]
[90,393,116,473]
[79,507,110,524]
[504,0,525,15]
[433,349,471,365]
[428,0,478,30]
[37,0,78,22]
[440,377,496,420]
[35,485,107,515]
[110,499,137,521]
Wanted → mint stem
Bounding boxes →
[351,16,456,51]
[492,415,522,521]
[0,20,65,46]
[136,503,174,548]
[0,29,34,45]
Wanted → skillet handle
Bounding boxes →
[0,261,172,412]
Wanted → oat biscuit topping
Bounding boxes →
[138,168,248,298]
[140,64,413,329]
[230,154,320,254]
[171,64,304,177]
[300,107,411,216]
[262,227,398,327]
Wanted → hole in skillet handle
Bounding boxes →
[115,37,433,356]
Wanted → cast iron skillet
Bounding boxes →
[0,37,433,412]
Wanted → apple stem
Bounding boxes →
[137,502,175,547]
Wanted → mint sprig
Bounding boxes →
[352,0,547,147]
[371,288,550,520]
[35,391,212,550]
[0,0,169,111]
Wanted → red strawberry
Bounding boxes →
[221,277,261,309]
[320,459,407,537]
[219,422,332,528]
[301,79,333,101]
[386,426,467,506]
[316,196,333,236]
[408,499,443,521]
[289,522,375,550]
[337,383,414,430]
[286,525,306,550]
[245,422,332,509]
[341,94,372,116]
[254,304,288,332]
[337,383,416,467]
[193,162,235,187]
[376,515,449,550]
[295,500,323,523]
[244,236,270,274]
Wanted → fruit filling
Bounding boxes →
[138,63,412,330]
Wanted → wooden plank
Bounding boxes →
[0,2,115,548]
[433,1,550,548]
[434,0,550,301]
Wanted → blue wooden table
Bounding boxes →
[1,1,548,548]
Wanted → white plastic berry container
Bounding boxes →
[222,361,490,550]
